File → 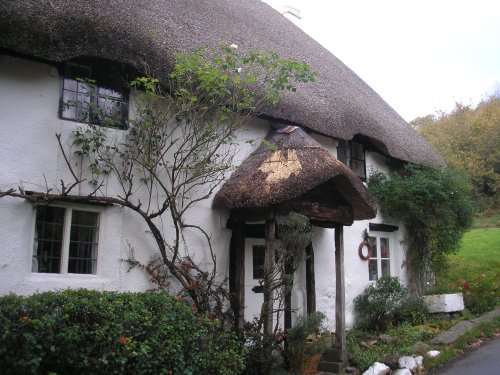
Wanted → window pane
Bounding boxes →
[368,259,378,281]
[60,59,129,128]
[368,236,377,258]
[380,237,390,258]
[381,259,391,277]
[350,142,364,160]
[33,207,65,273]
[253,245,265,279]
[68,210,99,275]
[350,159,366,178]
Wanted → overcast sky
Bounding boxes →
[263,0,500,122]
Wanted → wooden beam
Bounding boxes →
[263,218,276,337]
[306,244,316,315]
[334,225,347,363]
[234,221,246,334]
[284,258,293,330]
[278,200,354,226]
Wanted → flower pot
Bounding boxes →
[297,352,321,375]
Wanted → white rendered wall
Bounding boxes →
[0,55,408,331]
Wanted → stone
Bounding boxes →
[383,353,400,369]
[362,362,390,375]
[378,334,394,344]
[427,350,441,358]
[398,356,417,372]
[392,370,412,375]
[423,293,464,313]
[412,341,430,355]
[430,320,474,344]
[414,356,423,366]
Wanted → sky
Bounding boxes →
[263,0,500,122]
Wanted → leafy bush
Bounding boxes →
[354,277,428,331]
[0,289,245,375]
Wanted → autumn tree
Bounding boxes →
[413,94,500,211]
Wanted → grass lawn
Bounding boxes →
[432,226,500,314]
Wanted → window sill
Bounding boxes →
[29,272,99,279]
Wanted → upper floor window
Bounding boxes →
[368,235,391,281]
[337,140,366,180]
[59,58,130,129]
[32,206,100,275]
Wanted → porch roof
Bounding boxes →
[213,127,376,225]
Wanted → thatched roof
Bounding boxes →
[213,127,376,223]
[0,0,442,166]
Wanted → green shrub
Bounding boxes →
[0,289,245,375]
[354,277,428,331]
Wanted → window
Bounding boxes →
[252,245,265,279]
[60,58,130,129]
[337,140,366,180]
[32,206,100,275]
[368,235,391,281]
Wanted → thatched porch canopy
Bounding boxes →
[213,127,376,226]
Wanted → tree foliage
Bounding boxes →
[368,164,474,295]
[413,95,500,211]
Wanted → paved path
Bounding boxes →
[429,336,500,375]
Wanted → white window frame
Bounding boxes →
[31,203,102,275]
[367,232,393,281]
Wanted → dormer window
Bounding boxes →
[59,58,130,129]
[337,139,366,180]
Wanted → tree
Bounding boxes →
[413,95,500,212]
[368,164,474,295]
[0,45,316,320]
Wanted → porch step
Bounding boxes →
[317,360,346,374]
[317,348,359,374]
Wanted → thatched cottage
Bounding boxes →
[0,0,441,343]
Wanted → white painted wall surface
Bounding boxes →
[0,55,409,331]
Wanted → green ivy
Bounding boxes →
[368,164,474,295]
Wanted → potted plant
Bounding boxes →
[286,312,327,375]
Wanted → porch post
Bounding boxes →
[234,221,246,333]
[334,225,347,363]
[263,217,276,336]
[305,243,316,315]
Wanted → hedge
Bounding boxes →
[0,289,245,374]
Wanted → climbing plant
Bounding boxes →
[368,164,474,295]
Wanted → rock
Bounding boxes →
[412,341,430,355]
[362,362,391,375]
[423,293,464,313]
[378,334,394,344]
[431,320,474,344]
[392,370,412,375]
[427,350,441,358]
[345,366,357,373]
[398,356,417,372]
[414,356,423,366]
[383,353,400,369]
[360,340,378,348]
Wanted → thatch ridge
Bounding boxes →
[213,127,376,221]
[0,0,442,166]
